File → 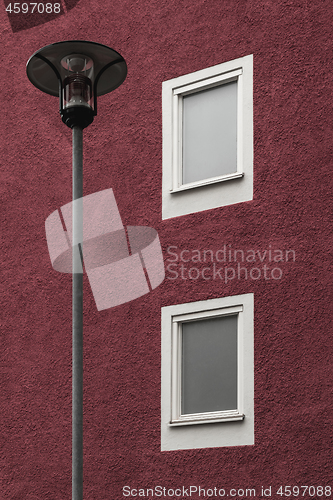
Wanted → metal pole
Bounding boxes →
[72,125,83,500]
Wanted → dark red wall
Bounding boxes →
[1,0,333,498]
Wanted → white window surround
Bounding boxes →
[162,55,253,220]
[161,293,254,451]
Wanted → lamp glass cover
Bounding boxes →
[61,54,94,111]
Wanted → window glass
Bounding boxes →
[181,315,238,415]
[182,81,237,185]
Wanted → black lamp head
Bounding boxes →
[26,40,127,129]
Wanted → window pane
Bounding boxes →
[181,315,237,415]
[182,81,237,185]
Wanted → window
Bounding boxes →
[161,294,254,451]
[162,55,253,219]
[171,308,242,425]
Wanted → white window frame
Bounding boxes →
[162,55,253,220]
[170,304,244,426]
[161,294,254,451]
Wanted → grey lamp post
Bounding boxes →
[26,41,127,500]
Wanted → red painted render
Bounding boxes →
[1,0,333,499]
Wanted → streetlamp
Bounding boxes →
[26,41,127,500]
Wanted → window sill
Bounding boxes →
[169,411,245,426]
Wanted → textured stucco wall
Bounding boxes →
[1,0,333,499]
